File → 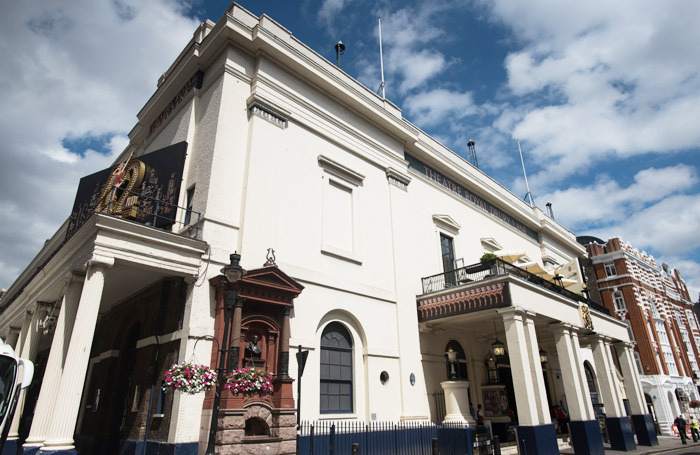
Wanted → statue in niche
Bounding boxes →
[245,335,262,359]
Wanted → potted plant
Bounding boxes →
[163,361,217,394]
[225,368,274,397]
[480,253,499,276]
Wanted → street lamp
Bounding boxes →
[206,252,247,455]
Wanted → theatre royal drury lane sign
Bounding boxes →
[406,153,539,241]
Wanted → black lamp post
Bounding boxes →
[205,252,246,455]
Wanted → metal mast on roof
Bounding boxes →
[378,16,386,99]
[335,40,345,68]
[517,139,535,207]
[467,138,479,169]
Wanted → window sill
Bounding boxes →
[321,245,362,265]
[319,413,358,420]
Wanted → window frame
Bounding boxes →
[319,322,354,414]
[604,262,617,277]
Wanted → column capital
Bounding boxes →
[549,322,574,334]
[498,306,526,321]
[614,340,636,351]
[65,270,85,285]
[588,333,613,345]
[85,254,115,270]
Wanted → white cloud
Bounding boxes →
[318,0,348,32]
[542,165,698,228]
[484,0,700,180]
[374,3,459,95]
[0,0,200,288]
[403,88,477,127]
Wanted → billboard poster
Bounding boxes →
[66,141,188,240]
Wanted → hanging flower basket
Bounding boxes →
[690,400,700,408]
[163,361,217,394]
[225,368,273,397]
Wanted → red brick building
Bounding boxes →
[583,237,700,434]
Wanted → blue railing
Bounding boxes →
[299,421,489,455]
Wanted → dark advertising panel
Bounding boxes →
[66,141,188,240]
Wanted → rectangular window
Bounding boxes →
[613,291,626,311]
[686,310,698,330]
[184,185,195,226]
[604,262,617,277]
[634,352,643,375]
[440,233,455,286]
[156,382,165,414]
[625,320,635,341]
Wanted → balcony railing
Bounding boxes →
[66,185,202,240]
[421,259,610,315]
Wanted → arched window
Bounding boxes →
[584,361,601,416]
[320,322,353,414]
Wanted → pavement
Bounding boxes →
[558,435,700,454]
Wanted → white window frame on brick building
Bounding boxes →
[613,291,626,311]
[604,261,617,277]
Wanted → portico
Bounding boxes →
[0,213,207,455]
[417,258,654,454]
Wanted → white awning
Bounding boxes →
[494,250,525,264]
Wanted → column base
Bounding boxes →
[514,423,558,455]
[569,419,605,455]
[605,416,636,451]
[631,414,659,446]
[2,438,19,455]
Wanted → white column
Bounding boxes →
[24,273,85,448]
[615,341,646,415]
[590,335,624,417]
[501,308,539,426]
[552,323,594,421]
[41,256,113,452]
[523,312,551,424]
[570,329,595,420]
[8,305,48,439]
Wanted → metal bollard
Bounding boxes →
[351,443,360,454]
[432,438,440,455]
[493,435,501,455]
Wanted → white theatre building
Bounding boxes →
[0,3,658,455]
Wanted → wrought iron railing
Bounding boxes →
[99,185,201,238]
[421,259,610,315]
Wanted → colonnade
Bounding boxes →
[497,307,657,454]
[4,256,112,455]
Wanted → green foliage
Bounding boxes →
[480,253,497,263]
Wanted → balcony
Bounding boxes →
[418,259,609,322]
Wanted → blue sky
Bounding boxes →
[1,0,700,299]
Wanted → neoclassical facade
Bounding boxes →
[0,3,657,454]
[584,236,700,435]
